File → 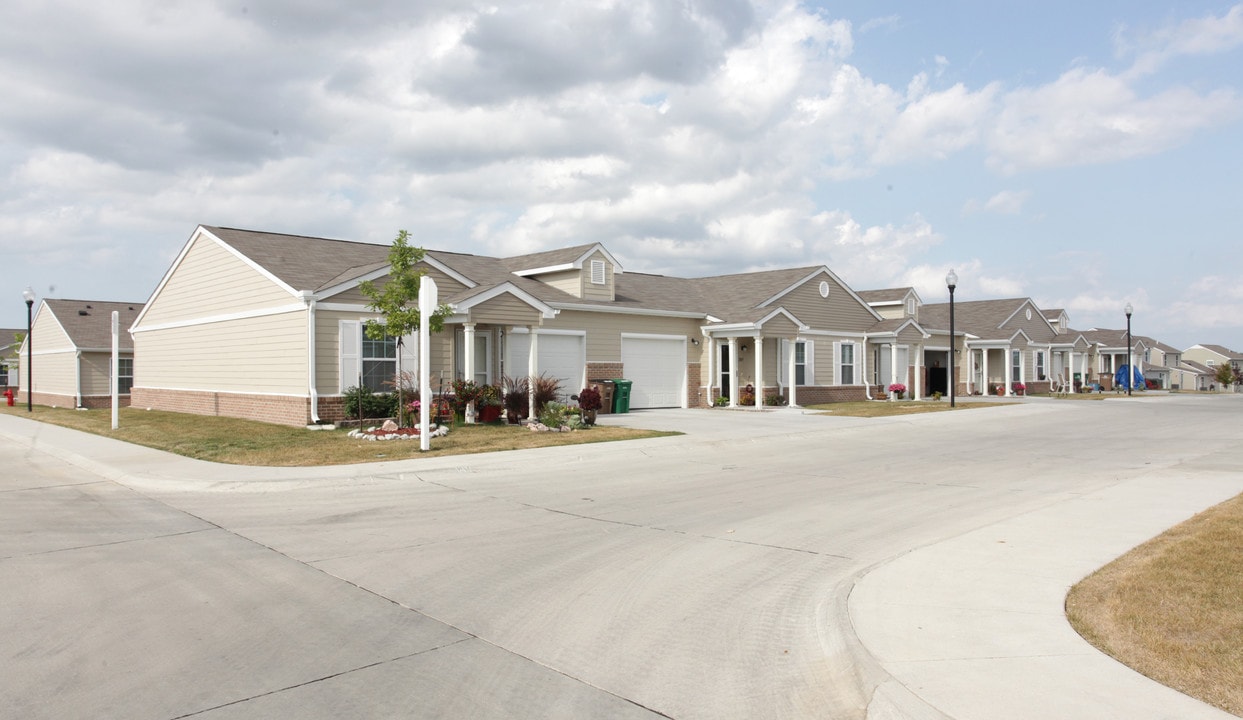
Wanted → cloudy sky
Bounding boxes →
[3,1,1242,350]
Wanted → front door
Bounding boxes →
[719,343,731,399]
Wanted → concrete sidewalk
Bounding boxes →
[851,455,1243,719]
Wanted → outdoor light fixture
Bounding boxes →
[1125,302,1133,397]
[22,286,35,412]
[946,269,958,407]
[690,337,700,346]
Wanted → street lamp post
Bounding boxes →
[1124,302,1133,397]
[946,269,958,408]
[22,287,35,412]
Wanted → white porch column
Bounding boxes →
[527,326,539,420]
[966,345,974,395]
[464,323,476,423]
[914,344,923,400]
[889,342,898,399]
[753,334,763,409]
[1005,348,1014,396]
[704,336,714,406]
[787,336,798,408]
[982,349,990,395]
[728,337,740,408]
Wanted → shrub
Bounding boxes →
[713,395,729,407]
[343,386,398,419]
[502,375,529,418]
[764,393,785,406]
[538,401,569,428]
[531,373,563,415]
[576,386,602,411]
[740,383,756,406]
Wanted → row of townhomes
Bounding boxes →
[8,225,1242,425]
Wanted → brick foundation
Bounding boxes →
[131,387,313,427]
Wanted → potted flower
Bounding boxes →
[575,386,602,425]
[887,382,907,400]
[1013,382,1026,396]
[477,383,503,423]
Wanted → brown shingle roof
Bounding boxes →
[44,299,144,350]
[1195,343,1243,359]
[919,298,1038,337]
[857,287,913,304]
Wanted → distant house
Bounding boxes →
[131,225,969,426]
[1,328,23,388]
[16,300,142,408]
[919,298,1072,396]
[1182,344,1243,391]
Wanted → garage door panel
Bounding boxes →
[507,334,584,401]
[622,337,685,409]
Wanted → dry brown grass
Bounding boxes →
[0,405,675,466]
[805,400,1007,417]
[1067,493,1243,716]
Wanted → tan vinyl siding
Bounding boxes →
[773,277,878,332]
[32,312,73,352]
[314,309,455,394]
[135,309,308,394]
[139,236,296,327]
[873,305,904,320]
[581,252,614,302]
[539,269,583,298]
[78,351,118,395]
[468,295,545,326]
[1000,303,1058,343]
[760,314,799,337]
[27,351,77,397]
[547,310,700,362]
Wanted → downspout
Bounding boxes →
[863,334,873,400]
[303,292,320,424]
[75,349,83,408]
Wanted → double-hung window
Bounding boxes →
[837,342,855,384]
[361,335,397,392]
[117,358,134,394]
[1036,351,1046,381]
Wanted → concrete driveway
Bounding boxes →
[2,395,1241,719]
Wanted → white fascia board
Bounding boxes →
[892,318,931,339]
[797,328,867,338]
[549,302,706,319]
[423,255,478,288]
[130,302,308,333]
[704,322,760,333]
[1007,329,1035,344]
[458,282,556,319]
[513,262,575,277]
[759,267,883,321]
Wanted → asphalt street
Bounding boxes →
[2,394,1241,719]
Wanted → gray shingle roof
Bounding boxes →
[1,328,22,358]
[204,227,839,323]
[43,299,144,350]
[204,226,391,293]
[857,287,913,304]
[918,298,1038,337]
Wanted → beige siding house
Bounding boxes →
[133,225,950,425]
[16,300,142,409]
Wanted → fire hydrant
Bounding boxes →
[4,388,14,406]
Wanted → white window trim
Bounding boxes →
[835,341,858,385]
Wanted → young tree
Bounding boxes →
[1212,362,1234,390]
[357,230,453,425]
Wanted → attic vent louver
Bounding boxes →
[78,310,89,316]
[590,259,605,285]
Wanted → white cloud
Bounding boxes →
[988,68,1241,173]
[1119,4,1243,77]
[963,189,1031,216]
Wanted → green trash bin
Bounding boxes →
[611,379,632,414]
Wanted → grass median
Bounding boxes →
[1067,494,1243,716]
[0,405,676,466]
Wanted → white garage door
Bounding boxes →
[506,332,584,401]
[622,336,686,409]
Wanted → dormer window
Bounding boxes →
[590,259,606,285]
[905,298,915,315]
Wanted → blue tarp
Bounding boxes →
[1115,364,1145,390]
